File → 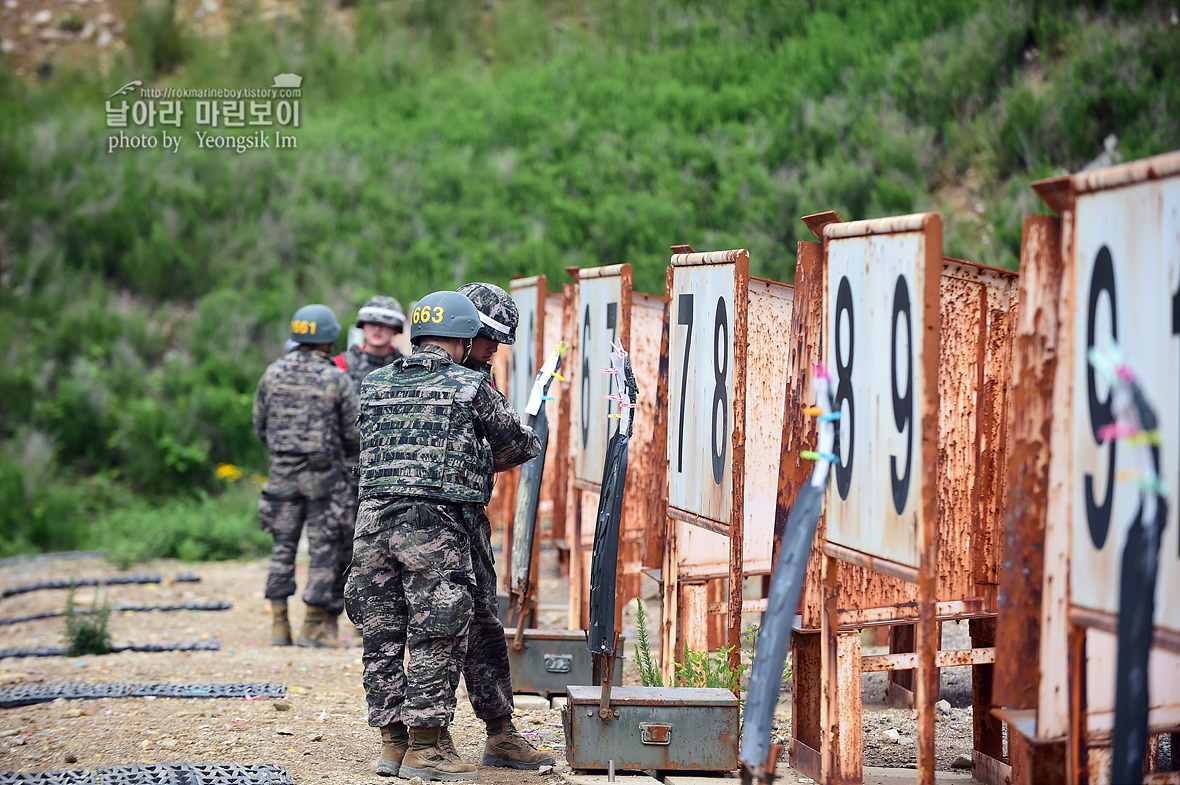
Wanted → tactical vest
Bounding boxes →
[357,353,492,503]
[263,354,343,462]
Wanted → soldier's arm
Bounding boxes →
[473,380,541,468]
[252,375,269,447]
[337,373,360,458]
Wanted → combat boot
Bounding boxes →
[377,722,408,777]
[482,716,556,769]
[271,603,292,647]
[400,727,479,782]
[296,605,342,648]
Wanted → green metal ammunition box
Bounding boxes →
[503,628,623,699]
[561,685,739,773]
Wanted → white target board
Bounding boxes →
[1069,173,1180,634]
[824,216,939,570]
[575,273,625,483]
[666,264,736,524]
[509,278,544,417]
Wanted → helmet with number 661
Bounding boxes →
[457,282,518,345]
[289,304,342,344]
[409,291,481,345]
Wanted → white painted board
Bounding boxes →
[1069,176,1180,634]
[824,226,928,568]
[575,274,625,483]
[509,281,542,418]
[666,265,736,524]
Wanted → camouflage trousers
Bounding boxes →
[462,505,514,721]
[259,480,354,615]
[345,498,475,729]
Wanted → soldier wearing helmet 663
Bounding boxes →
[252,304,359,649]
[453,282,555,771]
[345,291,540,782]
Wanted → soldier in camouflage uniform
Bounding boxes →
[455,282,556,770]
[331,295,407,646]
[252,304,358,649]
[345,291,540,782]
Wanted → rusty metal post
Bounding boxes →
[552,282,577,578]
[728,251,750,679]
[658,262,677,684]
[970,618,1003,764]
[994,214,1065,782]
[1068,623,1089,785]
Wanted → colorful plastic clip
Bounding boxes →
[803,407,822,417]
[818,412,841,423]
[608,414,622,419]
[801,450,838,463]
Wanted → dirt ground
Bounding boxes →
[0,545,991,783]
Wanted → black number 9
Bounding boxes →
[711,297,729,485]
[1085,246,1117,550]
[834,276,855,500]
[890,275,913,514]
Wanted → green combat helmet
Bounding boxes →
[409,291,481,344]
[355,295,406,330]
[289,304,342,344]
[457,282,518,345]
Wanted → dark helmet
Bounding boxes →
[409,291,481,345]
[289,304,342,344]
[457,282,518,345]
[355,295,406,330]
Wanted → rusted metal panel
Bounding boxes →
[627,292,665,576]
[995,215,1064,718]
[822,215,940,570]
[860,645,996,672]
[820,552,862,785]
[1066,167,1180,635]
[574,269,629,483]
[1080,627,1180,736]
[742,279,793,574]
[666,261,738,524]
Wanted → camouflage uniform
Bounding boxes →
[252,348,359,614]
[345,343,540,730]
[458,358,516,721]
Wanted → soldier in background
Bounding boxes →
[252,304,358,649]
[455,281,556,770]
[332,295,408,645]
[345,291,540,781]
[334,295,407,384]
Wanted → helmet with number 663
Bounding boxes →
[457,282,518,345]
[409,291,481,345]
[289,304,342,344]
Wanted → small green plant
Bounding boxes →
[63,582,114,656]
[634,598,663,687]
[742,623,793,686]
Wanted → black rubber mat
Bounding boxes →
[0,764,293,785]
[1,574,201,598]
[0,641,221,660]
[0,682,285,708]
[0,601,231,627]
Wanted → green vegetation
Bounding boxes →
[1,0,1177,557]
[63,583,114,656]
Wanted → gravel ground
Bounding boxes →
[0,554,562,785]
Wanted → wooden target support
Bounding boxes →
[563,265,666,632]
[783,212,1020,785]
[656,247,793,681]
[994,151,1180,785]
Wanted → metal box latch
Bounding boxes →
[544,654,572,673]
[639,722,673,745]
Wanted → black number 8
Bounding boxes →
[834,276,855,500]
[711,297,729,485]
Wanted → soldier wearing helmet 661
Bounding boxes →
[345,291,540,782]
[252,304,359,650]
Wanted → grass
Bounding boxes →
[0,0,1177,559]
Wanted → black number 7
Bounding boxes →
[676,293,694,473]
